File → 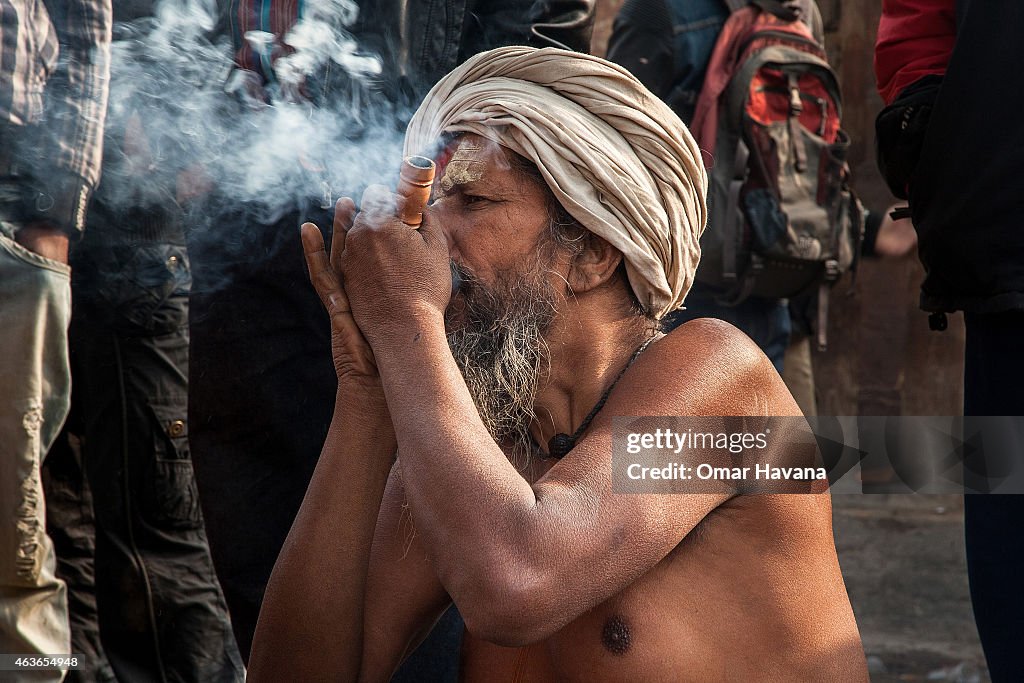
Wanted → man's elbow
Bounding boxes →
[456,564,565,647]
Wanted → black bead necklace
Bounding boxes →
[546,336,658,459]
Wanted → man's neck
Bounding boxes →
[529,298,655,454]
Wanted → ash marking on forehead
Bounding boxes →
[601,614,632,655]
[440,139,487,193]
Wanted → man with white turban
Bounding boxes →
[248,47,866,681]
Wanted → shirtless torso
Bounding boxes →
[360,322,867,683]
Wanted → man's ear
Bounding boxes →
[567,235,623,295]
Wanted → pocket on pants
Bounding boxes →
[140,399,203,531]
[72,242,189,336]
[0,230,72,277]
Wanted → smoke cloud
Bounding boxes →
[99,0,407,235]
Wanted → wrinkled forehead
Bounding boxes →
[435,133,518,191]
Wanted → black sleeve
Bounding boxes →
[461,0,596,57]
[874,75,943,200]
[529,0,596,53]
[606,0,675,99]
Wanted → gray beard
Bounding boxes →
[445,263,559,467]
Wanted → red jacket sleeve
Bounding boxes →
[875,0,956,105]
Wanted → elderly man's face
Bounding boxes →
[429,134,568,458]
[432,134,560,303]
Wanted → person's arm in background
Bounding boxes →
[9,0,113,262]
[862,204,917,259]
[528,0,596,52]
[461,0,596,57]
[607,0,730,126]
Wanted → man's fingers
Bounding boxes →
[301,222,348,313]
[333,196,357,235]
[300,221,332,294]
[302,220,377,378]
[331,197,356,272]
[359,184,397,217]
[301,221,328,264]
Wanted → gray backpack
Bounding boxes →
[694,0,862,349]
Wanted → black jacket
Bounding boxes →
[365,0,594,97]
[880,0,1024,313]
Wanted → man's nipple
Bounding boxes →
[601,614,632,656]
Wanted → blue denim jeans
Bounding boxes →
[663,281,791,373]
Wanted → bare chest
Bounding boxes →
[459,517,737,682]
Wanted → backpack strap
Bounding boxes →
[724,0,750,12]
[786,72,809,172]
[690,6,762,154]
[816,281,830,350]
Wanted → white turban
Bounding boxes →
[404,46,708,318]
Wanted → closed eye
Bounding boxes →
[430,187,503,208]
[462,190,509,207]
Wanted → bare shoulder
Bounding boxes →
[654,317,766,371]
[615,318,799,417]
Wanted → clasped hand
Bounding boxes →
[301,185,452,388]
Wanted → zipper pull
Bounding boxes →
[787,73,807,172]
[788,73,803,115]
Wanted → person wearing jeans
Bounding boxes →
[0,0,112,677]
[0,217,73,678]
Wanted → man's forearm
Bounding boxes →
[375,314,536,506]
[35,0,112,234]
[42,0,111,185]
[248,390,396,682]
[372,315,541,600]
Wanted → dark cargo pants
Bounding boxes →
[43,229,243,683]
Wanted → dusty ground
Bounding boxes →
[833,494,988,682]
